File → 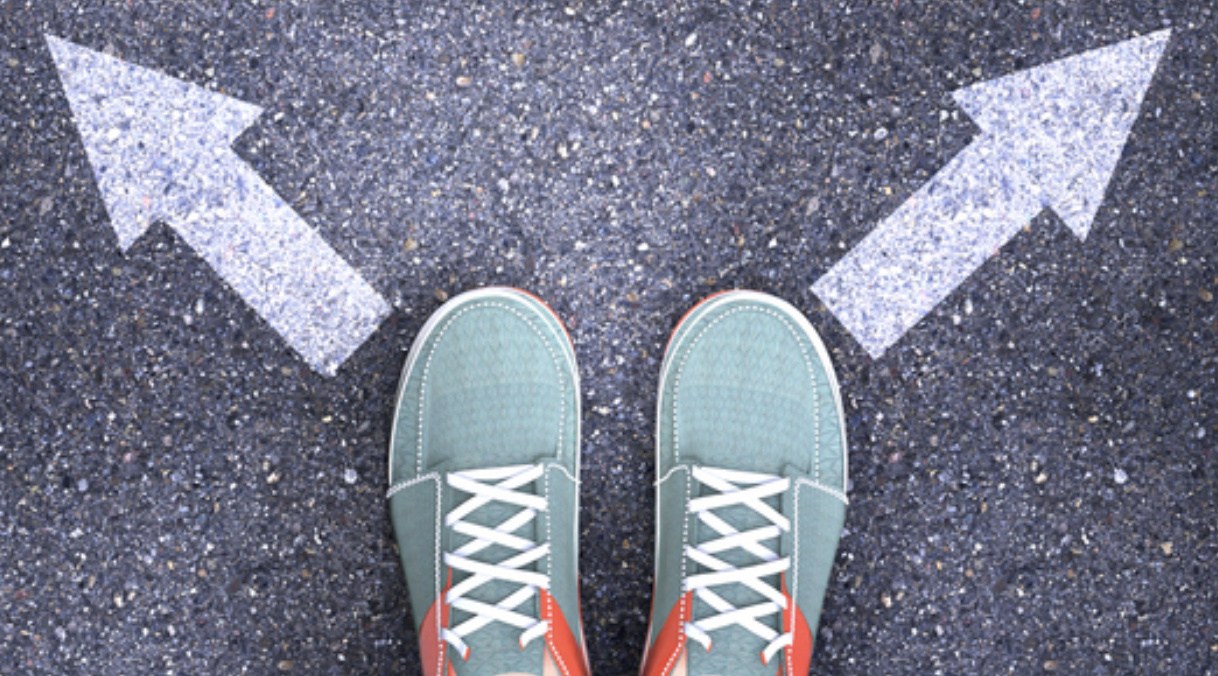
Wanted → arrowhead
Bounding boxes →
[45,35,263,250]
[952,30,1170,239]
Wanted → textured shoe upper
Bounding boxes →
[647,292,847,676]
[393,295,578,476]
[388,289,586,676]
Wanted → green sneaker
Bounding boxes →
[388,288,590,676]
[641,291,848,676]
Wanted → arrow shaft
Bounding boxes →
[173,155,389,375]
[813,136,1044,357]
[46,34,391,375]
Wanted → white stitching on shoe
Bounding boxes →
[414,300,569,476]
[395,294,574,669]
[660,473,693,676]
[544,465,575,676]
[785,599,794,676]
[661,295,844,673]
[434,475,444,676]
[789,474,848,663]
[546,464,584,672]
[792,478,800,658]
[387,471,440,499]
[794,477,849,506]
[671,306,819,474]
[642,464,687,672]
[550,462,580,485]
[655,464,687,487]
[386,472,445,675]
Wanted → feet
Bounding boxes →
[388,289,847,676]
[642,291,848,676]
[388,288,590,676]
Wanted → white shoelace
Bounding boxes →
[684,466,793,664]
[442,464,550,658]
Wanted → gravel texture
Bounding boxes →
[1,1,1216,675]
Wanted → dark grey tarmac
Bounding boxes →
[1,1,1215,674]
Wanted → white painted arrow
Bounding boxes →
[46,35,391,376]
[813,30,1171,358]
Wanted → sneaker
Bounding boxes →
[388,288,590,676]
[641,291,848,676]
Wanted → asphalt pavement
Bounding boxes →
[1,1,1216,674]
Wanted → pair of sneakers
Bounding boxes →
[387,288,848,676]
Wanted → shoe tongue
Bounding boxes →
[685,629,774,676]
[457,634,545,676]
[449,486,548,676]
[686,475,784,676]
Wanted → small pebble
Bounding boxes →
[874,127,889,140]
[870,43,884,64]
[344,469,358,485]
[435,289,448,302]
[77,479,88,492]
[1114,468,1128,485]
